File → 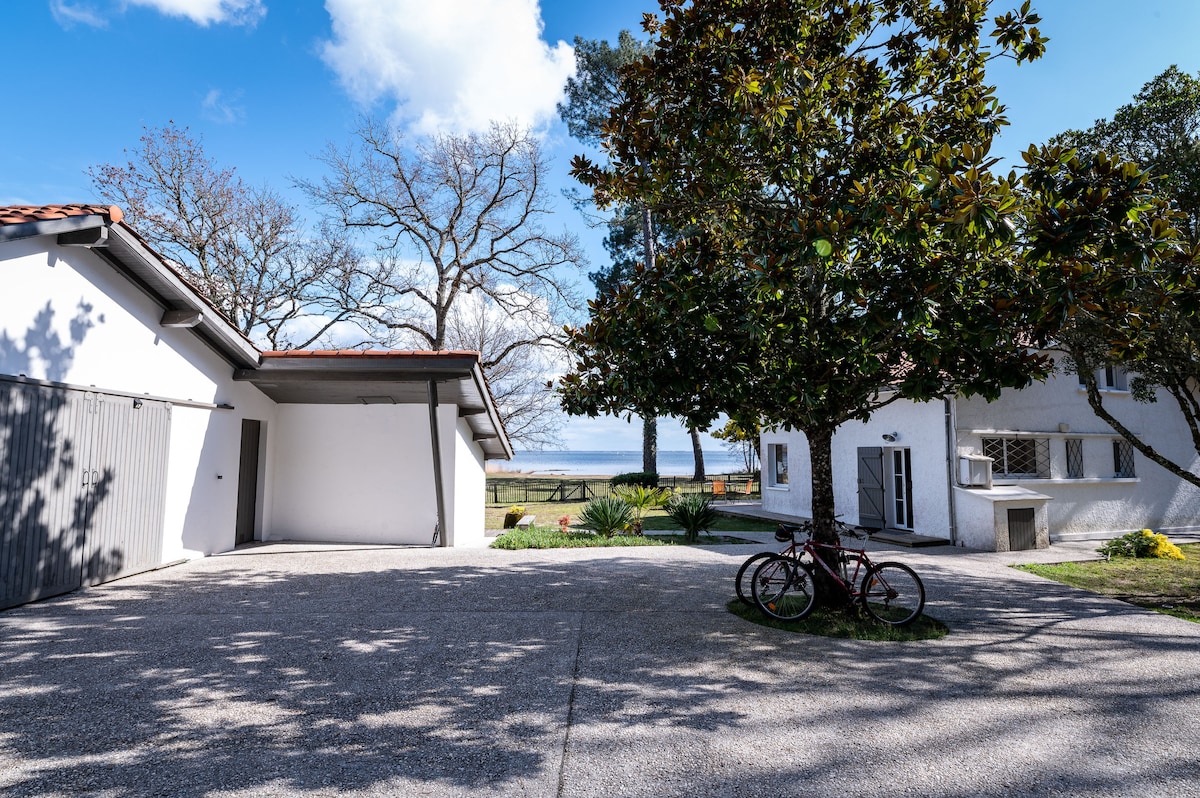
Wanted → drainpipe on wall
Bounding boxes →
[428,380,448,547]
[944,396,959,546]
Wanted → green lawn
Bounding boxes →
[490,525,753,550]
[485,500,778,534]
[1015,543,1200,622]
[726,599,949,641]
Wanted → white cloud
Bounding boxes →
[49,1,107,27]
[321,0,575,135]
[201,88,245,124]
[49,0,265,28]
[125,0,265,27]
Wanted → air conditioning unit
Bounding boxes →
[959,455,993,488]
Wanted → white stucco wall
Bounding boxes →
[267,403,488,546]
[954,360,1200,538]
[450,415,487,547]
[761,399,953,538]
[1,237,277,560]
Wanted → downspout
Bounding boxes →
[944,396,959,545]
[428,380,448,547]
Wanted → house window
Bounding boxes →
[981,437,1050,479]
[1104,365,1128,391]
[1082,365,1129,391]
[769,444,788,486]
[1065,438,1084,479]
[1113,439,1136,477]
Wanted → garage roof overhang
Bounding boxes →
[234,350,513,460]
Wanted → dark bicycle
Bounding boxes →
[750,520,925,626]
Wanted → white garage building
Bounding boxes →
[0,204,511,609]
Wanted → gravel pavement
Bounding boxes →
[1,538,1198,797]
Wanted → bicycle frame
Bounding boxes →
[777,522,875,600]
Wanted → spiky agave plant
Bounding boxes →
[578,496,634,538]
[666,494,716,543]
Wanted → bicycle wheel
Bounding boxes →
[735,552,776,606]
[859,562,925,626]
[752,555,818,621]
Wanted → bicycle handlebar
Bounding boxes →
[775,520,872,542]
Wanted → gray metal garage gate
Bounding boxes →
[1,377,171,610]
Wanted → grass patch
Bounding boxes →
[490,526,754,550]
[726,598,948,641]
[486,501,777,534]
[490,526,669,549]
[1015,543,1200,622]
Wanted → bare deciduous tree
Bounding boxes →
[301,118,585,447]
[89,123,360,349]
[443,296,564,449]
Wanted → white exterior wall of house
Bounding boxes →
[760,399,953,538]
[0,237,278,560]
[267,403,488,546]
[954,360,1200,539]
[450,415,488,548]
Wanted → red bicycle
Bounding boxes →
[750,520,925,626]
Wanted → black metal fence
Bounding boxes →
[485,474,759,505]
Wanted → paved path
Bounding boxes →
[1,541,1198,797]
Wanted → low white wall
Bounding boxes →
[1,238,277,560]
[761,399,952,538]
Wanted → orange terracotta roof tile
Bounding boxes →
[0,204,124,225]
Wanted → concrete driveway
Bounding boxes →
[1,541,1198,797]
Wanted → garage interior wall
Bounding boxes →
[268,403,446,545]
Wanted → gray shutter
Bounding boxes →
[857,446,885,529]
[2,381,171,608]
[81,394,170,586]
[1,383,88,608]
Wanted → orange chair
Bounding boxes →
[711,479,727,501]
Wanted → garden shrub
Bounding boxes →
[666,493,716,543]
[614,485,671,535]
[578,496,634,537]
[610,471,659,487]
[1098,529,1186,561]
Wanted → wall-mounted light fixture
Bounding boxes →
[881,432,899,443]
[133,399,144,409]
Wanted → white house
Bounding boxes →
[0,204,511,609]
[761,361,1200,551]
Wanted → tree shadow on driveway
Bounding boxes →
[0,546,1197,797]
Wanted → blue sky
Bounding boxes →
[4,0,1200,451]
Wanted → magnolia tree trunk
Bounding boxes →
[690,427,706,482]
[807,426,850,607]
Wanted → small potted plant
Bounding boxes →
[503,505,526,529]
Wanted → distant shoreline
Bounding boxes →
[486,449,757,478]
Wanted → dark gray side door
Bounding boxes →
[856,446,886,530]
[235,419,261,546]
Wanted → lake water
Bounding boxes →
[494,449,754,477]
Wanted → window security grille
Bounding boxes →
[1113,440,1136,478]
[1065,438,1084,479]
[981,437,1050,478]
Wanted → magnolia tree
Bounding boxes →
[561,0,1054,554]
[1036,69,1200,487]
